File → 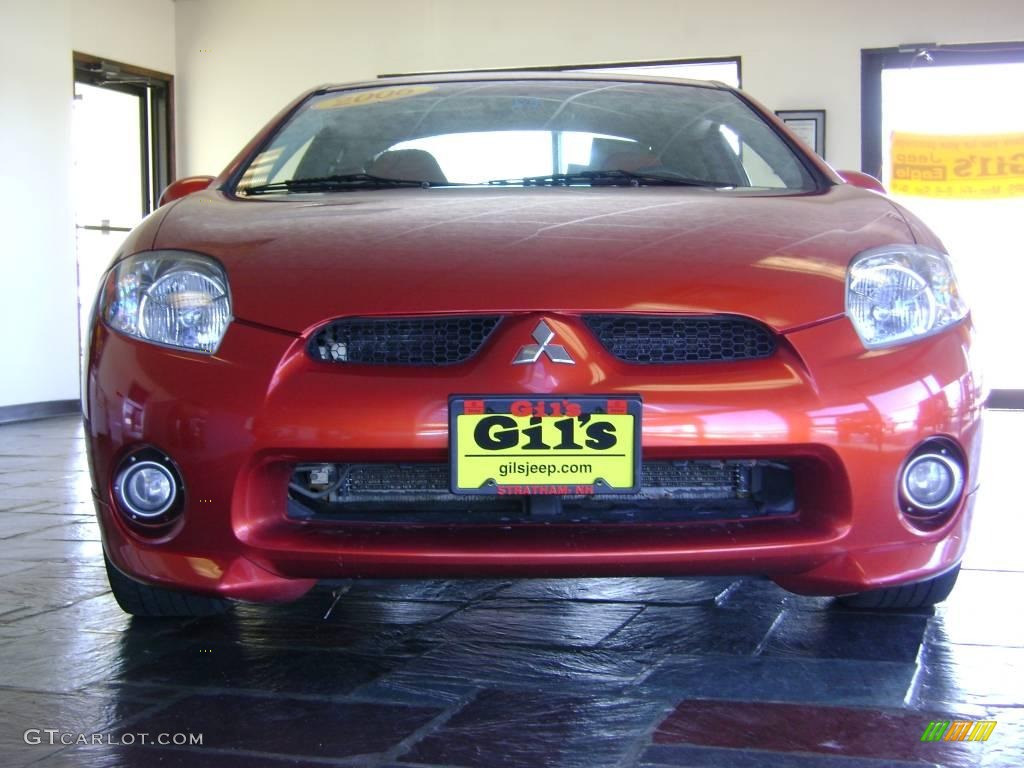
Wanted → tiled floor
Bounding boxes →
[0,413,1021,767]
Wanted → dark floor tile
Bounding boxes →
[400,689,667,768]
[0,497,56,514]
[0,484,92,505]
[69,680,183,703]
[640,744,940,767]
[0,535,102,563]
[330,597,461,625]
[419,600,640,647]
[0,619,169,653]
[0,454,80,470]
[9,500,96,517]
[351,672,479,707]
[340,578,509,603]
[640,655,918,707]
[33,745,345,768]
[652,699,982,766]
[494,577,737,605]
[4,560,111,603]
[0,687,162,767]
[394,641,652,689]
[119,693,440,760]
[17,520,102,542]
[152,609,414,653]
[3,591,133,635]
[760,608,929,662]
[254,589,462,626]
[0,627,153,692]
[0,559,36,578]
[148,593,461,652]
[599,604,780,655]
[713,577,793,611]
[0,512,72,539]
[913,642,1024,708]
[118,640,410,696]
[0,606,40,624]
[2,468,89,489]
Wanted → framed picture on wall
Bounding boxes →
[775,110,826,159]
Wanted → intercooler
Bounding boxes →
[287,460,796,524]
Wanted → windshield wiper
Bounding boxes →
[484,170,734,188]
[239,173,457,195]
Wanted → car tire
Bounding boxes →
[837,565,961,609]
[104,555,229,617]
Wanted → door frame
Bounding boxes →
[72,52,175,215]
[861,41,1024,407]
[861,41,1024,178]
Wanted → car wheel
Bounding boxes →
[837,565,961,609]
[104,555,229,617]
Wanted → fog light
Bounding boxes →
[115,460,176,518]
[901,452,963,513]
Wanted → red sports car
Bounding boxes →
[84,73,982,617]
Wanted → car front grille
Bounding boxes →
[309,315,501,366]
[287,460,795,525]
[309,314,775,366]
[583,314,775,363]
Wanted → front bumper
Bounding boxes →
[85,312,983,602]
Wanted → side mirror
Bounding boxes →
[158,175,215,207]
[836,170,886,194]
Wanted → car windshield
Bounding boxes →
[234,79,818,194]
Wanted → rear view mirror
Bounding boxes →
[836,170,886,194]
[158,175,215,206]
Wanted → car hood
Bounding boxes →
[152,184,913,334]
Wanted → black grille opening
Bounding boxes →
[310,315,501,366]
[287,460,795,525]
[584,314,775,363]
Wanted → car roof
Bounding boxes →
[315,70,734,94]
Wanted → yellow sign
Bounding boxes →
[453,412,637,493]
[890,131,1024,199]
[313,85,436,110]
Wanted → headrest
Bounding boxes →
[368,149,448,184]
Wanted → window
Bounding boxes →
[236,79,815,193]
[719,126,786,187]
[392,130,637,183]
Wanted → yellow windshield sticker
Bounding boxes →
[313,85,436,110]
[890,131,1024,199]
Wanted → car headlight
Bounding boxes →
[101,251,232,354]
[846,245,967,349]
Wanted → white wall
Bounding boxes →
[174,0,1024,176]
[0,0,174,409]
[71,0,176,75]
[0,1,77,409]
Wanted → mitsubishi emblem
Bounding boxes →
[512,320,575,365]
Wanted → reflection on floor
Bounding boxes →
[0,413,1021,767]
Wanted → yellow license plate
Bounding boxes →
[449,396,641,495]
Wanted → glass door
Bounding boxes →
[72,82,145,351]
[864,44,1024,403]
[71,55,172,366]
